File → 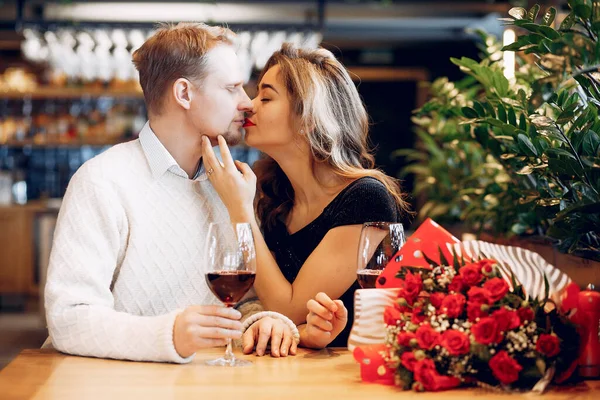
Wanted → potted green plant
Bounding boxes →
[402,2,600,285]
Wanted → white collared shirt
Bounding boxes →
[138,122,205,181]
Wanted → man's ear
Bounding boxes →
[172,78,193,110]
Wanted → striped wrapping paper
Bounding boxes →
[449,240,572,302]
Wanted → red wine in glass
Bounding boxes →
[357,269,382,289]
[205,270,256,307]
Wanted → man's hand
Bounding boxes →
[173,305,243,358]
[241,317,298,357]
[303,292,348,349]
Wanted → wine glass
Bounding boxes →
[204,222,256,367]
[356,222,405,288]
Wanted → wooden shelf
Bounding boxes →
[1,138,131,148]
[0,86,144,99]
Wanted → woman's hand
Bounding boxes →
[241,317,298,357]
[302,292,348,349]
[201,135,256,221]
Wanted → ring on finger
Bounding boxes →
[207,168,214,176]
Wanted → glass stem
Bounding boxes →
[224,338,234,362]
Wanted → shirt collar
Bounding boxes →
[139,121,205,181]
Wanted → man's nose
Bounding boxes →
[239,90,254,112]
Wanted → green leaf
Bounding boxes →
[557,103,579,125]
[422,252,440,268]
[517,133,539,156]
[517,22,561,40]
[528,4,541,22]
[556,201,600,221]
[542,7,557,26]
[530,114,555,128]
[533,137,549,155]
[450,57,480,72]
[497,103,507,123]
[549,157,584,177]
[510,267,519,293]
[519,113,528,130]
[547,147,577,159]
[452,250,461,272]
[508,7,527,20]
[559,12,576,30]
[438,246,450,266]
[557,90,568,107]
[544,274,550,301]
[502,40,530,52]
[508,106,518,126]
[573,2,592,19]
[472,101,486,117]
[461,107,479,119]
[484,102,496,118]
[581,130,600,155]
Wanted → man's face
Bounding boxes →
[189,45,253,146]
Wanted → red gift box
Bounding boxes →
[353,345,395,385]
[376,218,462,288]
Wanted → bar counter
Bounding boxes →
[0,348,599,399]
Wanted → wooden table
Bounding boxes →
[0,348,598,400]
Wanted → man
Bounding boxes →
[44,23,297,363]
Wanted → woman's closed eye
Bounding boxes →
[260,98,271,102]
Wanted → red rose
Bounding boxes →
[384,306,402,326]
[401,351,418,371]
[441,294,466,319]
[440,329,470,356]
[411,307,427,324]
[459,263,483,286]
[517,307,535,324]
[467,301,489,322]
[536,333,561,358]
[397,332,416,347]
[489,350,523,385]
[413,359,437,391]
[492,307,521,333]
[416,324,441,350]
[414,359,461,391]
[430,293,446,309]
[478,259,497,275]
[471,317,502,345]
[403,271,423,303]
[483,277,509,303]
[448,276,465,293]
[467,287,492,305]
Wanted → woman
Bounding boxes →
[202,43,410,348]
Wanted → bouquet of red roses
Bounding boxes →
[383,257,580,392]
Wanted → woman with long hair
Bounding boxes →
[202,43,410,348]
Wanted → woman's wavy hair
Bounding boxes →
[254,43,410,230]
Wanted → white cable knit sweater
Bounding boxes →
[45,122,233,363]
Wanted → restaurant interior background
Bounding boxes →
[0,0,562,369]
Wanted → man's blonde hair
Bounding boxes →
[132,22,235,115]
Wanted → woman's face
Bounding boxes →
[243,65,299,152]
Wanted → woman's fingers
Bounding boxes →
[307,299,333,320]
[201,136,221,177]
[217,135,236,172]
[315,292,338,313]
[307,311,333,331]
[234,160,256,183]
[333,300,348,320]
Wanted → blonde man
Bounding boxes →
[44,23,298,363]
